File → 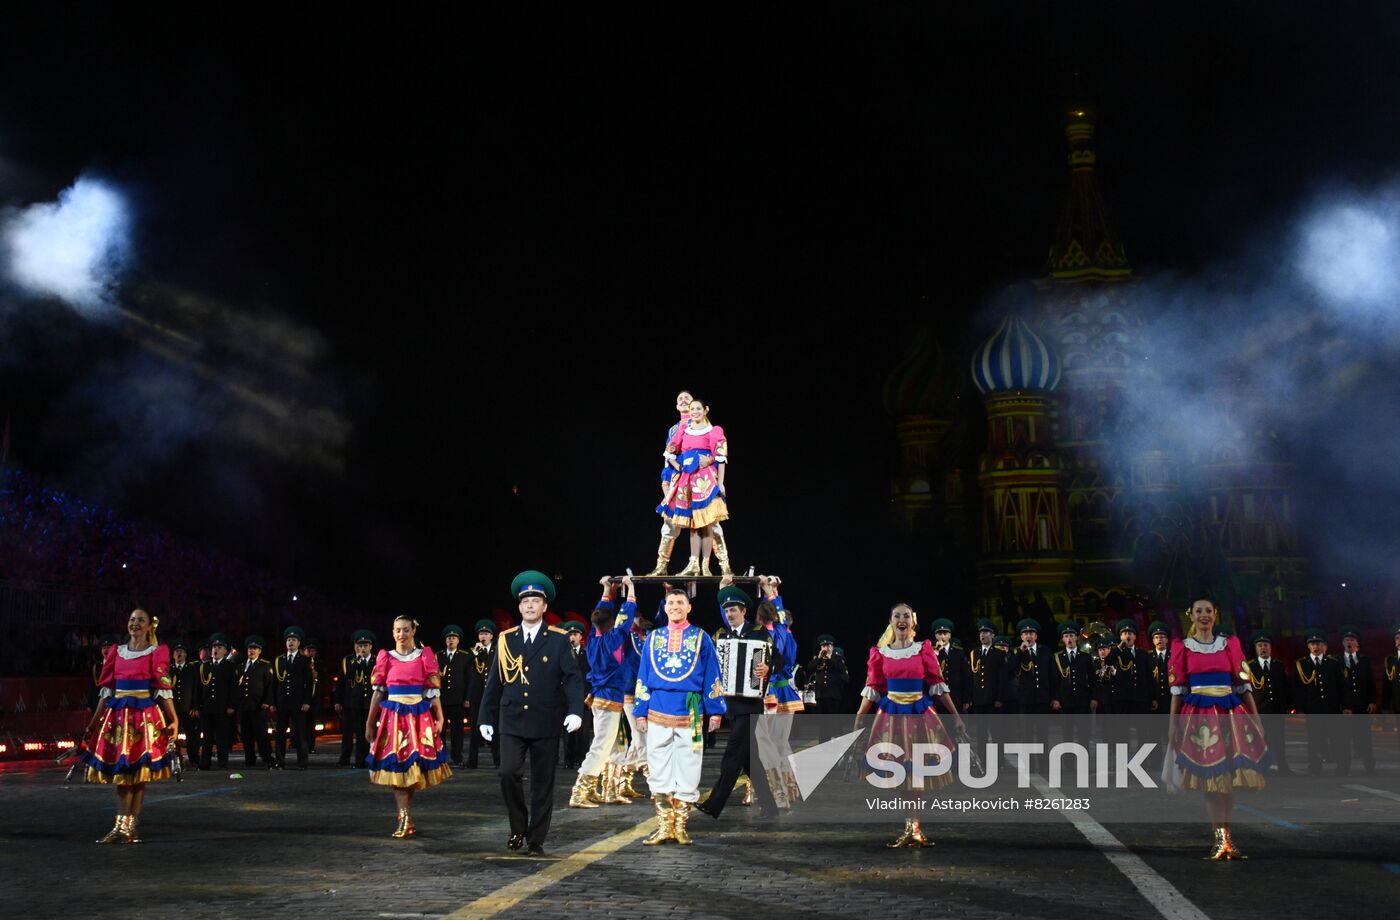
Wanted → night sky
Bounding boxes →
[2,4,1399,642]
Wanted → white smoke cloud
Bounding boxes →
[3,175,132,315]
[1295,190,1400,332]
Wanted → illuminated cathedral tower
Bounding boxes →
[883,327,963,535]
[971,316,1073,622]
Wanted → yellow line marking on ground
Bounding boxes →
[443,818,654,920]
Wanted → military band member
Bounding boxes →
[235,636,276,768]
[697,582,778,820]
[932,619,971,713]
[272,626,314,770]
[478,571,587,857]
[806,633,848,742]
[1246,632,1292,774]
[192,634,236,769]
[570,576,637,807]
[466,619,498,769]
[336,630,375,768]
[88,635,118,710]
[1337,625,1376,776]
[1291,628,1342,775]
[169,640,197,768]
[1051,621,1092,747]
[303,638,322,754]
[967,619,1007,749]
[1148,622,1172,713]
[1387,624,1400,751]
[634,586,726,845]
[1011,618,1052,771]
[439,624,471,767]
[1089,634,1120,716]
[563,621,592,770]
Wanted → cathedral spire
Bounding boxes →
[1045,104,1133,282]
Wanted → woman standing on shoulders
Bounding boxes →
[852,603,965,848]
[1168,595,1271,860]
[365,616,453,837]
[81,608,178,843]
[652,397,731,576]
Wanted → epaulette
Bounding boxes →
[502,626,519,635]
[548,625,567,635]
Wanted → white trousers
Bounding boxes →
[644,723,702,802]
[579,705,622,776]
[612,698,646,770]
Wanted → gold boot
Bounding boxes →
[766,767,790,808]
[96,815,126,844]
[645,532,678,576]
[677,555,701,577]
[907,820,932,847]
[124,815,142,844]
[391,808,415,838]
[671,798,694,845]
[643,795,675,845]
[569,773,602,808]
[620,767,645,798]
[887,818,916,848]
[1219,825,1247,860]
[738,773,753,807]
[711,524,734,576]
[700,555,713,577]
[1205,827,1227,860]
[783,769,803,805]
[600,764,630,805]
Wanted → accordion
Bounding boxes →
[716,637,769,698]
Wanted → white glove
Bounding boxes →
[563,714,582,733]
[479,724,494,742]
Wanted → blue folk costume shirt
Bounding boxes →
[634,622,726,746]
[587,599,636,710]
[764,593,804,712]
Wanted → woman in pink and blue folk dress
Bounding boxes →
[853,603,966,848]
[654,397,732,577]
[365,616,453,837]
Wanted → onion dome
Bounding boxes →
[1046,105,1133,281]
[971,316,1061,394]
[882,327,958,417]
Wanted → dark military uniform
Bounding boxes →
[439,625,471,766]
[1337,628,1375,775]
[478,572,587,852]
[561,623,592,769]
[169,648,197,766]
[272,628,314,769]
[1051,624,1093,747]
[1010,620,1052,767]
[1245,636,1292,773]
[1290,635,1342,775]
[935,644,971,713]
[968,620,1008,748]
[467,620,499,768]
[337,636,375,768]
[303,643,322,754]
[194,638,236,768]
[235,640,276,767]
[806,634,848,742]
[699,589,780,817]
[1090,639,1121,715]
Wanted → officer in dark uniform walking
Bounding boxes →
[1245,632,1292,774]
[1011,618,1052,770]
[967,618,1007,749]
[192,633,236,769]
[478,571,587,857]
[439,624,471,767]
[235,635,276,768]
[169,640,197,769]
[1291,628,1342,775]
[1337,625,1376,775]
[467,619,498,769]
[1145,622,1173,769]
[335,629,375,768]
[272,626,314,770]
[1051,620,1092,747]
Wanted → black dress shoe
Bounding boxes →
[507,834,525,851]
[757,805,781,819]
[695,802,719,820]
[526,844,547,858]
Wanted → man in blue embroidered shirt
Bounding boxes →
[634,586,725,844]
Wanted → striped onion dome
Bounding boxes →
[970,316,1061,394]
